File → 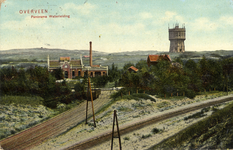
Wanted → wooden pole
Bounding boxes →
[111,110,122,150]
[171,93,173,97]
[88,77,96,127]
[86,81,89,124]
[121,92,122,98]
[86,98,88,124]
[129,91,130,95]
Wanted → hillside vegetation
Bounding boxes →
[150,101,233,149]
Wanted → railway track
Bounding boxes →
[0,91,112,150]
[61,95,233,150]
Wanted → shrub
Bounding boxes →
[0,96,43,106]
[152,128,163,134]
[123,137,130,140]
[142,134,152,139]
[186,90,196,99]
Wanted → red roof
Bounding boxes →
[60,57,70,61]
[148,55,171,62]
[128,66,138,72]
[91,65,100,67]
[83,55,90,58]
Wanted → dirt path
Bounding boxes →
[0,91,113,150]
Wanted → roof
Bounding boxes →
[49,61,60,68]
[91,65,100,67]
[128,66,138,72]
[70,60,82,67]
[147,55,171,62]
[60,57,70,61]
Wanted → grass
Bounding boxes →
[156,101,170,108]
[118,106,132,112]
[111,91,156,102]
[184,107,211,121]
[0,95,43,106]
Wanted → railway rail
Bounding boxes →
[61,95,233,150]
[0,91,112,150]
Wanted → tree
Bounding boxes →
[184,59,202,92]
[123,62,134,71]
[151,60,173,97]
[92,75,109,88]
[108,63,121,82]
[51,68,64,80]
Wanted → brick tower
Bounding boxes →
[169,23,186,53]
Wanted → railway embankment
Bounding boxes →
[60,94,233,150]
[28,91,233,150]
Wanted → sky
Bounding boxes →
[0,0,233,53]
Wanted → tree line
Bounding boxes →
[0,66,71,108]
[118,56,233,98]
[1,56,232,108]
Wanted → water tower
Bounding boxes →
[169,23,186,53]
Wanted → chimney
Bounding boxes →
[89,41,92,67]
[47,55,50,71]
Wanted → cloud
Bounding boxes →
[219,16,233,25]
[1,15,48,31]
[191,17,218,31]
[162,11,176,21]
[102,22,145,36]
[139,12,153,19]
[62,2,96,15]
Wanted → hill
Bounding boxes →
[0,49,233,69]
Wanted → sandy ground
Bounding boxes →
[32,92,231,150]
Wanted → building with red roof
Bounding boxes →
[128,66,138,73]
[147,54,171,67]
[48,42,108,79]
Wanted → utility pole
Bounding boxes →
[111,110,122,150]
[85,76,96,127]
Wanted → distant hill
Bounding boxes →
[0,48,233,69]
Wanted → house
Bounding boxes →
[147,54,171,67]
[128,66,138,73]
[48,41,108,79]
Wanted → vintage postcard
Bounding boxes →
[0,0,233,150]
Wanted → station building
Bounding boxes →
[47,42,108,79]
